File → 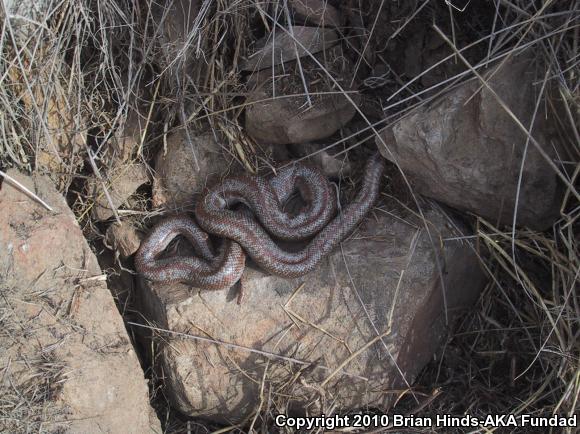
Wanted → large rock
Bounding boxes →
[0,171,161,433]
[376,56,563,230]
[152,131,232,209]
[136,202,486,422]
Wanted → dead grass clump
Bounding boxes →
[406,215,579,425]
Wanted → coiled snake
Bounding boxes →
[135,152,385,290]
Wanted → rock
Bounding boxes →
[245,86,358,146]
[89,163,149,221]
[136,203,486,422]
[0,170,161,434]
[106,220,143,258]
[289,0,342,27]
[152,131,232,209]
[288,142,352,178]
[241,26,339,72]
[245,47,359,145]
[376,56,563,230]
[87,106,151,221]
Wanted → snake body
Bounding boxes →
[135,152,385,289]
[134,216,246,290]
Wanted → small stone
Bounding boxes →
[89,163,149,221]
[113,105,148,163]
[245,47,358,145]
[106,221,143,258]
[246,85,358,145]
[289,142,352,178]
[258,143,292,164]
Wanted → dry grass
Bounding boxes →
[0,0,578,433]
[0,284,71,433]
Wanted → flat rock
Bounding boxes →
[376,55,563,230]
[245,47,358,145]
[0,170,161,434]
[152,131,232,209]
[136,202,486,422]
[241,26,339,72]
[245,88,358,146]
[289,0,342,27]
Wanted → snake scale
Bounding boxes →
[135,152,385,290]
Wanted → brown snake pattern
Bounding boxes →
[135,152,385,290]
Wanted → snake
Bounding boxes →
[135,152,385,290]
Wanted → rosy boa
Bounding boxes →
[135,152,385,290]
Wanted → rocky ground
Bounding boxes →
[0,1,578,433]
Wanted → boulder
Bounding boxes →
[0,170,161,434]
[136,202,486,422]
[152,131,232,209]
[376,56,563,230]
